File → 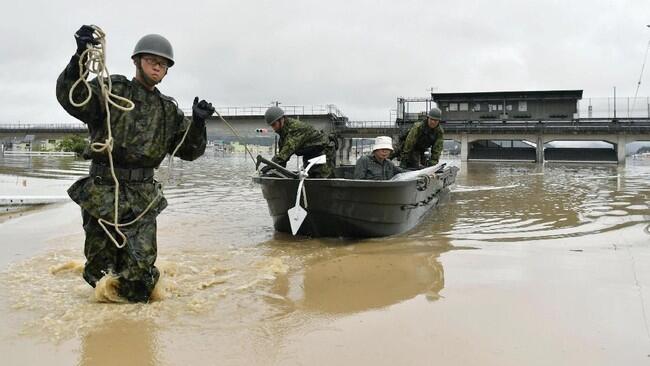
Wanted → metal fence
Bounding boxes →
[338,121,398,129]
[0,123,86,131]
[180,104,346,119]
[579,97,650,118]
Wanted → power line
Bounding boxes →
[632,25,650,111]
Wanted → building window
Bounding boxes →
[48,139,56,144]
[459,103,469,111]
[518,101,527,111]
[449,103,458,111]
[473,103,481,112]
[506,104,513,111]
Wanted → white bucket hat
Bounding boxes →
[372,136,394,152]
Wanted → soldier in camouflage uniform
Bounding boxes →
[399,107,445,169]
[56,25,215,302]
[354,136,403,180]
[260,106,336,178]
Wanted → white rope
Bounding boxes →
[215,110,257,166]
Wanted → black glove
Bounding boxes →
[75,25,99,54]
[260,165,273,174]
[271,156,287,167]
[192,97,215,125]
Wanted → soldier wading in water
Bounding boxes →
[56,25,215,302]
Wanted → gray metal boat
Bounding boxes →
[252,156,458,238]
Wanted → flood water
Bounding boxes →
[1,151,650,365]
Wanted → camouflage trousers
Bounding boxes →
[81,209,160,303]
[400,150,437,169]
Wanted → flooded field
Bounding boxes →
[1,152,650,365]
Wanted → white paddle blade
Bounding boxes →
[308,154,327,165]
[287,205,307,235]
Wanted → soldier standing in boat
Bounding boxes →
[354,136,403,180]
[261,106,336,178]
[56,25,215,302]
[397,107,444,169]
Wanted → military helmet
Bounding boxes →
[427,107,442,120]
[264,106,285,125]
[132,34,175,67]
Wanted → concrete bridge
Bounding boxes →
[4,114,650,165]
[333,118,650,164]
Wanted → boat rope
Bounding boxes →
[69,25,190,249]
[215,110,257,167]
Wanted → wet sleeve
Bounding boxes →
[429,131,444,165]
[170,108,207,161]
[400,124,420,162]
[392,163,404,175]
[353,156,369,179]
[274,128,306,164]
[55,54,104,125]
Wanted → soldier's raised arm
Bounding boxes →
[56,25,104,125]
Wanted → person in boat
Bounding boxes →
[260,106,336,178]
[398,107,444,169]
[56,25,215,303]
[354,136,403,180]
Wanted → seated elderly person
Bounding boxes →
[354,136,403,180]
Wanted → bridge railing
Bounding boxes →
[440,119,650,134]
[334,121,398,129]
[180,104,346,119]
[0,123,86,131]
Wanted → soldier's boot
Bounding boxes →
[117,267,160,303]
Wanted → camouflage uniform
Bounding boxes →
[56,53,206,302]
[353,154,403,180]
[400,122,444,169]
[273,118,336,178]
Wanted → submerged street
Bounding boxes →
[1,153,650,365]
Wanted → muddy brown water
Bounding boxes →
[1,153,650,365]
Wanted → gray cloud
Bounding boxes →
[1,0,649,123]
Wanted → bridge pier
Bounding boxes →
[460,134,469,162]
[617,135,627,164]
[536,135,544,163]
[337,137,353,165]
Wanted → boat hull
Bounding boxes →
[252,166,458,238]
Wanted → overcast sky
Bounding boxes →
[1,0,649,123]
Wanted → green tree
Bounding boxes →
[57,135,87,156]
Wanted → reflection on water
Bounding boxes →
[298,245,447,314]
[80,318,158,366]
[2,153,650,363]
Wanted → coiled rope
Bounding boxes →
[69,25,191,248]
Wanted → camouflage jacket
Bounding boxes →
[274,118,330,165]
[400,122,444,167]
[56,54,206,221]
[353,154,403,180]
